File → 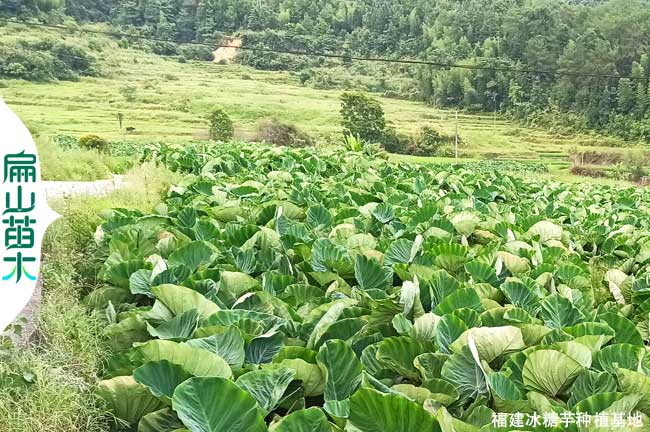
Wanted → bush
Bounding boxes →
[340,92,385,143]
[380,127,410,154]
[0,38,97,82]
[407,126,449,156]
[79,135,108,152]
[178,45,215,61]
[207,106,234,141]
[119,84,138,102]
[254,118,314,147]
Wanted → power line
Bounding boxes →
[1,18,649,81]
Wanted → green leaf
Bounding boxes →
[306,298,357,349]
[421,379,460,406]
[440,346,488,405]
[311,238,353,275]
[377,336,434,380]
[527,221,562,243]
[235,367,295,415]
[539,294,585,329]
[522,349,584,397]
[268,407,331,432]
[355,255,393,291]
[147,309,200,340]
[269,358,325,397]
[184,327,246,369]
[138,408,184,432]
[617,367,650,415]
[347,388,441,432]
[306,205,333,229]
[496,251,530,274]
[487,372,524,401]
[172,377,266,432]
[572,392,624,415]
[245,331,285,364]
[593,343,644,375]
[168,241,214,272]
[97,376,163,426]
[568,370,617,407]
[316,339,363,401]
[598,312,645,346]
[219,271,261,297]
[414,353,448,381]
[433,288,483,315]
[500,280,541,315]
[105,316,150,351]
[436,314,468,354]
[134,360,193,400]
[151,284,219,319]
[136,340,232,378]
[450,326,525,363]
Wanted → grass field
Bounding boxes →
[0,23,645,180]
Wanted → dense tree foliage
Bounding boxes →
[2,0,650,139]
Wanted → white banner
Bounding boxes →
[0,99,59,332]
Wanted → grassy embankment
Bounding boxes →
[0,23,643,183]
[0,163,178,432]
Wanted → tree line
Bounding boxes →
[2,0,650,140]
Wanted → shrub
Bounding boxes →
[119,84,138,102]
[0,39,97,82]
[380,127,410,154]
[179,46,214,61]
[407,126,449,156]
[79,135,108,152]
[150,41,177,56]
[340,92,385,143]
[207,106,234,141]
[254,118,314,147]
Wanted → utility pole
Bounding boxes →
[454,109,459,159]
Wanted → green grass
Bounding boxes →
[0,23,642,180]
[0,163,179,432]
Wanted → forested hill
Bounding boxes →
[3,0,650,140]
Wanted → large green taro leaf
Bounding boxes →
[306,298,357,349]
[450,326,525,363]
[436,314,468,354]
[354,255,393,291]
[138,408,184,432]
[184,327,246,369]
[147,309,200,340]
[440,346,488,405]
[136,340,232,378]
[539,294,585,329]
[376,336,434,380]
[347,388,441,432]
[235,367,295,415]
[593,343,645,375]
[268,407,331,432]
[598,312,645,346]
[567,370,617,407]
[266,359,325,397]
[97,376,163,426]
[151,284,219,319]
[168,241,214,272]
[134,360,193,401]
[172,377,267,432]
[522,349,584,397]
[617,367,650,415]
[316,339,363,402]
